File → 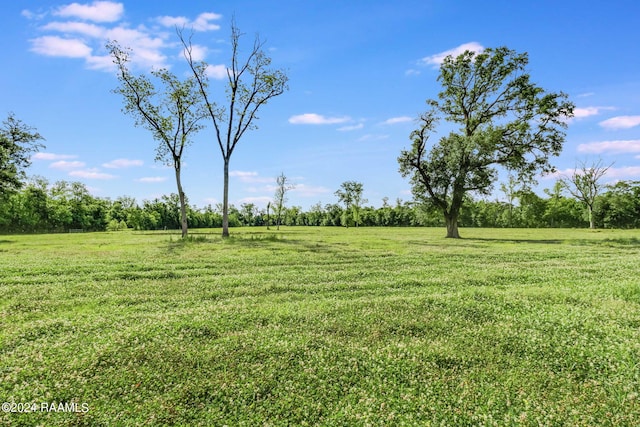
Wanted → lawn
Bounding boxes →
[1,227,639,426]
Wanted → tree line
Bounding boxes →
[1,177,638,233]
[7,19,634,238]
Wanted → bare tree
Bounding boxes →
[273,172,295,230]
[179,21,288,237]
[108,41,205,238]
[561,159,611,229]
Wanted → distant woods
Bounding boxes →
[1,177,639,233]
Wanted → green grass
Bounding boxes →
[1,227,639,426]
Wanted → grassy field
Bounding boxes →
[1,227,639,426]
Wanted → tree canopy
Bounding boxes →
[561,159,611,229]
[0,113,45,199]
[398,47,574,238]
[335,181,367,227]
[108,41,206,238]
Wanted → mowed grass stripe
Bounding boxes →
[1,227,639,425]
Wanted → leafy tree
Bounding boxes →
[543,181,584,227]
[107,196,136,225]
[335,181,367,227]
[273,172,295,230]
[179,21,288,237]
[398,47,573,238]
[595,180,640,229]
[0,113,45,200]
[499,174,522,227]
[239,202,258,226]
[516,189,547,228]
[307,202,325,226]
[108,41,205,238]
[323,203,343,226]
[561,159,611,229]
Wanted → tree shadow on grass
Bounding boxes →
[222,234,335,253]
[0,239,16,244]
[588,237,640,248]
[469,236,640,248]
[466,237,564,245]
[164,232,335,254]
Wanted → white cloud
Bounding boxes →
[137,176,167,183]
[572,106,615,120]
[205,64,227,79]
[357,134,389,142]
[29,28,168,70]
[337,123,364,131]
[50,160,86,170]
[578,139,640,154]
[157,12,222,32]
[55,1,124,23]
[21,10,43,20]
[230,170,274,184]
[32,152,78,161]
[289,113,351,125]
[156,16,190,28]
[420,42,484,67]
[599,115,640,130]
[192,12,222,31]
[237,196,272,207]
[30,36,92,57]
[86,54,114,70]
[104,26,168,69]
[544,166,639,182]
[184,44,207,61]
[380,116,412,125]
[102,158,143,168]
[42,21,105,38]
[541,168,577,180]
[291,183,331,197]
[230,170,257,178]
[405,69,421,76]
[27,5,222,71]
[606,166,640,179]
[69,169,116,179]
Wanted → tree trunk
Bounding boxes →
[174,163,188,238]
[222,158,230,237]
[276,202,282,230]
[266,202,270,230]
[445,212,461,238]
[588,205,595,229]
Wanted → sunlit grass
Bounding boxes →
[1,227,639,425]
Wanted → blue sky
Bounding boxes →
[3,0,640,209]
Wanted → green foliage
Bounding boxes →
[106,219,128,231]
[561,159,612,229]
[1,228,639,425]
[0,113,45,199]
[399,47,574,237]
[108,41,206,238]
[1,177,639,233]
[335,181,367,227]
[0,179,107,233]
[595,181,640,228]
